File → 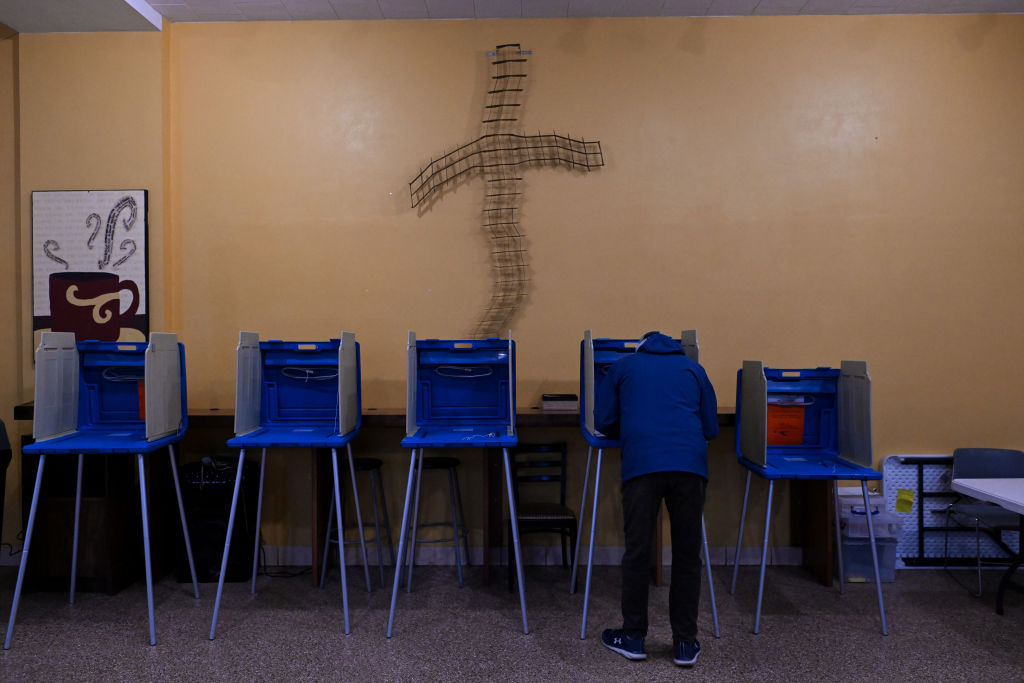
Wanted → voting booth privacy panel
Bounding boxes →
[7,332,196,649]
[31,332,186,450]
[232,331,361,445]
[736,360,875,477]
[404,332,516,447]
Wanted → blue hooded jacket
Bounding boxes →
[594,332,719,482]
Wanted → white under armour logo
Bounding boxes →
[614,638,622,644]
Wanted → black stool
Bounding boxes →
[403,456,471,590]
[320,457,396,590]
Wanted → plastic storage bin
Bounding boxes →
[838,486,884,515]
[843,509,904,539]
[841,536,898,583]
[840,506,902,582]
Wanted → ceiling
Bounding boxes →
[1,0,1022,33]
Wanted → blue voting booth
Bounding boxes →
[386,332,527,637]
[572,330,719,639]
[6,332,197,649]
[729,360,888,635]
[208,331,365,639]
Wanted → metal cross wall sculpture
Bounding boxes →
[409,44,604,339]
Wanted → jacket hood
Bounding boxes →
[636,331,683,355]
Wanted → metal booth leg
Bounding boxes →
[503,447,529,635]
[169,444,200,599]
[580,448,604,639]
[137,453,157,645]
[702,515,720,638]
[209,449,248,640]
[447,467,465,588]
[250,449,267,594]
[387,449,420,638]
[346,444,372,593]
[570,445,593,595]
[833,480,845,593]
[730,470,752,595]
[70,453,85,605]
[319,490,336,590]
[753,480,774,635]
[405,449,425,593]
[862,481,889,635]
[331,449,351,634]
[452,466,471,567]
[4,453,47,650]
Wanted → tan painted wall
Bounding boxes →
[168,16,1024,449]
[1,36,19,550]
[7,32,164,553]
[9,16,1024,553]
[17,31,166,352]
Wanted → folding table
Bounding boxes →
[208,331,366,638]
[5,332,197,648]
[571,329,719,640]
[950,477,1024,614]
[386,332,526,637]
[729,360,888,635]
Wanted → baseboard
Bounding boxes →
[0,544,805,569]
[0,544,806,573]
[268,544,805,568]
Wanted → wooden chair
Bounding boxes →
[507,442,577,591]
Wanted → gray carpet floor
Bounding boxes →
[1,564,1023,681]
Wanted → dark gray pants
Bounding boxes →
[620,471,706,643]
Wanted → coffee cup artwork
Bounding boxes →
[33,190,149,344]
[48,272,141,341]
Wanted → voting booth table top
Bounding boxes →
[387,332,526,637]
[5,332,198,649]
[208,331,366,639]
[573,329,719,639]
[729,360,889,635]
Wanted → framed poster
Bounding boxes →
[32,190,149,344]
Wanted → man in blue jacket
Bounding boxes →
[595,331,718,667]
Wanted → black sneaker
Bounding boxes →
[673,639,700,666]
[601,628,647,660]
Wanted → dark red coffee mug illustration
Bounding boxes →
[49,271,139,341]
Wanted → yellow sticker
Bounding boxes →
[895,488,914,513]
